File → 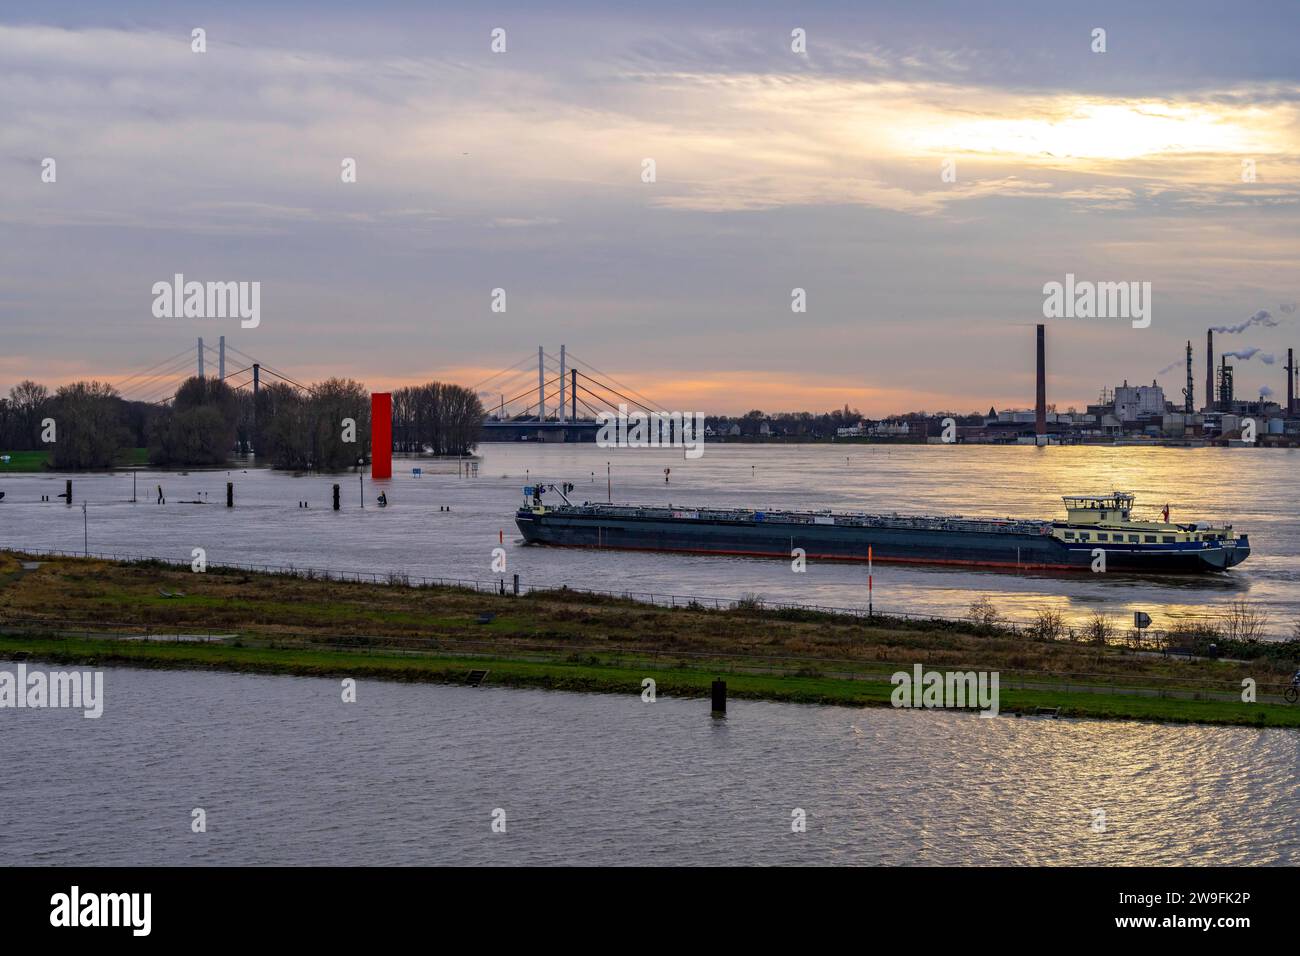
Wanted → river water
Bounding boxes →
[1,664,1296,866]
[1,443,1296,634]
[0,665,1294,868]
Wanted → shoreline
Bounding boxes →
[2,635,1297,727]
[1,551,1297,727]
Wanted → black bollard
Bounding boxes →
[226,482,233,508]
[332,484,340,511]
[711,679,727,716]
[512,573,519,596]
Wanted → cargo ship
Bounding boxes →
[515,487,1249,573]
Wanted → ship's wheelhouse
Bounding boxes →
[1061,493,1134,526]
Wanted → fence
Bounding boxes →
[2,545,1288,642]
[1,613,1294,702]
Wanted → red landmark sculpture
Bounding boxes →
[371,392,392,480]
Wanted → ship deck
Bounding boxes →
[537,504,1054,537]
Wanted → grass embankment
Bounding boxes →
[0,550,1297,727]
[0,448,149,472]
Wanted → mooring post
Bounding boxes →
[711,679,727,716]
[65,479,72,504]
[332,483,340,511]
[512,573,519,596]
[226,481,233,508]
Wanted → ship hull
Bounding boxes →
[515,510,1248,573]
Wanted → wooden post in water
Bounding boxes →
[332,483,340,510]
[226,482,233,507]
[711,679,727,717]
[868,545,873,618]
[512,573,519,596]
[65,479,72,504]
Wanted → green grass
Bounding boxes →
[2,634,1297,728]
[0,448,149,472]
[0,451,52,472]
[3,551,1298,728]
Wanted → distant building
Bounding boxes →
[1113,380,1166,422]
[870,420,910,436]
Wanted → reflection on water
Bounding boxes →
[2,665,1295,866]
[0,443,1296,634]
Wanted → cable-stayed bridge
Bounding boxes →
[111,336,309,406]
[112,339,664,442]
[471,346,667,441]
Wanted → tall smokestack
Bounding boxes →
[1205,329,1214,412]
[1035,324,1046,438]
[1287,347,1295,415]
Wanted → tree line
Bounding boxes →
[391,383,486,456]
[1,377,483,470]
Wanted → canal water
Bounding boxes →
[1,443,1296,634]
[2,664,1296,866]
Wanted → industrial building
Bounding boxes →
[953,325,1299,445]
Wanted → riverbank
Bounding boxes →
[0,448,149,472]
[1,550,1297,726]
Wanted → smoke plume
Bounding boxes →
[1212,310,1278,334]
[1222,347,1275,364]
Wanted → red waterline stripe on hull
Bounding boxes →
[529,539,1082,571]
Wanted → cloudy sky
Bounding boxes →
[3,0,1299,414]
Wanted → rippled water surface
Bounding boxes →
[1,443,1296,632]
[2,664,1296,866]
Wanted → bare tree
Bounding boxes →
[1083,611,1114,646]
[48,381,129,469]
[1029,607,1065,642]
[1220,601,1269,642]
[967,596,999,628]
[390,382,483,456]
[7,380,50,450]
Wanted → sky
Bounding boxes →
[2,0,1299,415]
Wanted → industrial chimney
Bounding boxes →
[1287,347,1296,416]
[1205,329,1214,412]
[1035,324,1046,439]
